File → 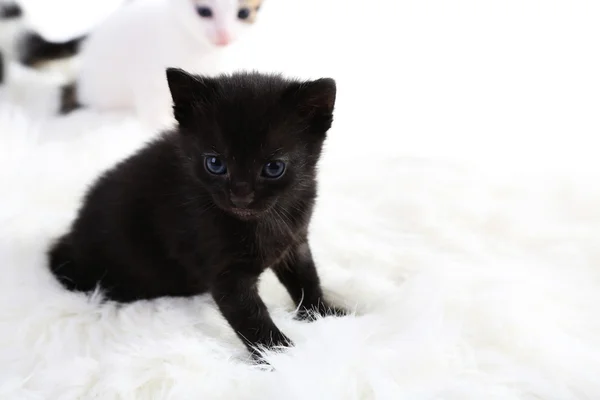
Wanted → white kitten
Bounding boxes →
[75,0,263,128]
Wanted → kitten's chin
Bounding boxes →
[228,208,263,221]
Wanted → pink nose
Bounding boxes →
[214,31,231,46]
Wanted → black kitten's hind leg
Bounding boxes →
[273,240,346,321]
[59,82,82,115]
[48,235,94,292]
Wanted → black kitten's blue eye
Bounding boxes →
[262,161,286,179]
[205,156,227,175]
[197,6,213,18]
[237,7,251,20]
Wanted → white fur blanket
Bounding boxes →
[1,0,599,398]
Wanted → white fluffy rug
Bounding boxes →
[2,0,600,398]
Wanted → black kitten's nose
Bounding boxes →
[230,183,254,207]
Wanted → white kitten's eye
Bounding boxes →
[237,7,251,20]
[197,6,213,18]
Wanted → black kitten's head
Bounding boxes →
[166,68,336,220]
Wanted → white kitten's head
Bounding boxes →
[173,0,263,47]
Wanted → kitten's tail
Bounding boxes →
[48,235,95,292]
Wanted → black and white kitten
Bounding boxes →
[48,68,343,357]
[0,1,84,68]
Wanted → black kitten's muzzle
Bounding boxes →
[230,193,254,208]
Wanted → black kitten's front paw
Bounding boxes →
[254,329,294,351]
[295,302,347,321]
[271,330,294,348]
[250,330,294,365]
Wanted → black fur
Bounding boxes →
[59,82,82,114]
[18,31,86,67]
[0,2,21,19]
[48,69,343,358]
[0,51,4,84]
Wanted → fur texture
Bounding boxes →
[1,103,600,398]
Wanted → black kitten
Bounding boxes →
[48,68,342,357]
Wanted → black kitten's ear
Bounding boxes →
[166,67,214,125]
[299,78,336,111]
[288,78,337,133]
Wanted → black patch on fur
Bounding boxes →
[0,51,4,84]
[47,69,344,359]
[0,2,22,19]
[58,82,82,114]
[18,31,86,67]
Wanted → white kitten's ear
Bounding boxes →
[165,68,213,124]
